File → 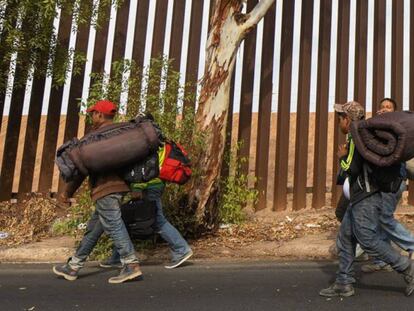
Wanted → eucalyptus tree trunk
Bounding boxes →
[189,0,275,228]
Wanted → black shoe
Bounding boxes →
[165,250,193,269]
[53,264,79,281]
[319,283,355,297]
[403,264,414,296]
[99,259,122,269]
[108,263,143,284]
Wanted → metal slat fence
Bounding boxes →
[0,0,413,211]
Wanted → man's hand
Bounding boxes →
[337,143,348,158]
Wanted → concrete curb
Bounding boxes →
[0,233,337,263]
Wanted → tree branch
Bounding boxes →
[242,0,275,31]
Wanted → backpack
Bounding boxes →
[159,141,192,184]
[366,162,403,193]
[121,152,159,183]
[120,199,157,239]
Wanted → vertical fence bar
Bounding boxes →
[354,0,368,108]
[255,1,276,211]
[111,0,130,63]
[391,0,404,110]
[0,2,19,129]
[84,3,111,133]
[331,0,350,207]
[109,0,130,104]
[57,13,92,194]
[293,0,314,211]
[146,0,169,113]
[37,12,73,194]
[0,69,26,200]
[312,0,332,210]
[372,0,386,113]
[90,5,111,84]
[169,0,186,71]
[273,0,295,211]
[18,16,56,196]
[125,0,150,116]
[151,0,168,59]
[164,0,186,128]
[17,78,46,196]
[237,0,258,176]
[183,0,204,113]
[132,0,150,70]
[0,25,31,200]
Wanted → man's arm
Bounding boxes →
[58,174,86,202]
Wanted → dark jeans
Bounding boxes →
[69,193,138,269]
[336,192,411,284]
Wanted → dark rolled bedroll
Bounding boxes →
[56,118,162,181]
[350,111,414,167]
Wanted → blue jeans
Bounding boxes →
[336,192,411,284]
[373,183,414,265]
[69,193,138,269]
[109,186,191,262]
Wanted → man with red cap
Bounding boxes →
[53,100,142,284]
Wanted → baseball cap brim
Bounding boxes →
[334,103,345,113]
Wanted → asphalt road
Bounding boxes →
[0,261,413,311]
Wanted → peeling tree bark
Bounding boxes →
[189,0,275,229]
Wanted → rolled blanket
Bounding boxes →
[56,117,162,181]
[350,111,414,167]
[69,119,161,175]
[55,138,81,182]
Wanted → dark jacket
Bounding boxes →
[339,136,379,204]
[61,122,130,202]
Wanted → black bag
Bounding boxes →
[120,199,157,239]
[122,152,159,183]
[367,163,403,193]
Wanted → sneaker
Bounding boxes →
[99,259,122,269]
[361,263,393,273]
[53,264,79,281]
[319,283,355,298]
[108,263,143,284]
[403,264,414,296]
[165,250,193,269]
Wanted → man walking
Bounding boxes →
[53,100,142,284]
[319,101,414,297]
[361,98,414,273]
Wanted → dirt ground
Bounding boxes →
[1,195,414,263]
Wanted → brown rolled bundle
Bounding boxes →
[350,111,414,166]
[68,120,161,175]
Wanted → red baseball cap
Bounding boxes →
[86,100,117,115]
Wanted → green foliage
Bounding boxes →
[52,186,93,237]
[218,144,258,225]
[0,0,123,93]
